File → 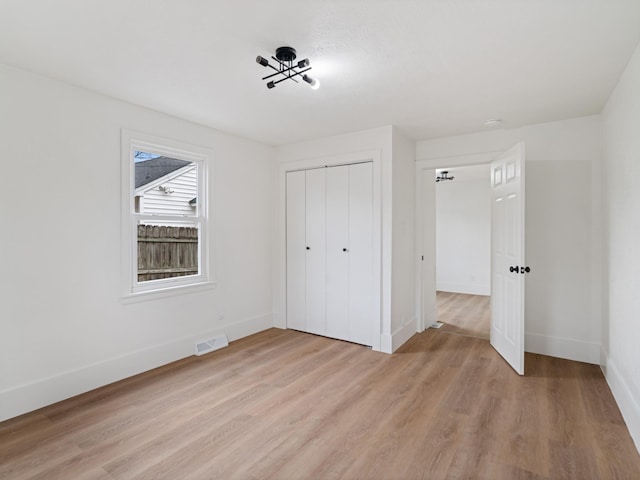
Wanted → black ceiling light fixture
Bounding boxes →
[436,171,455,182]
[256,46,320,90]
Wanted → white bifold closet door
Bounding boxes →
[286,162,373,346]
[305,168,327,336]
[286,170,306,332]
[347,163,374,345]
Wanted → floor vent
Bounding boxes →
[430,322,444,329]
[195,334,229,356]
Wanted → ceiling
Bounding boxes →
[1,1,639,146]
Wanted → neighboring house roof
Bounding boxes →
[135,156,191,189]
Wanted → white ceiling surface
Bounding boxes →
[1,1,639,146]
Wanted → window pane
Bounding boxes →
[134,152,198,216]
[137,221,200,282]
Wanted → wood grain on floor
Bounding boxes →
[1,328,639,479]
[437,291,490,339]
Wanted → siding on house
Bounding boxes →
[136,164,197,216]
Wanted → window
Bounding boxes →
[122,130,211,297]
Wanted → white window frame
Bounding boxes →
[121,129,213,299]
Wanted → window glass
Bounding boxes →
[133,151,199,283]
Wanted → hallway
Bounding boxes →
[437,291,490,339]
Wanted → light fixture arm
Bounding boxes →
[256,46,320,90]
[264,62,281,76]
[262,66,311,82]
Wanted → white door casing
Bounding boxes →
[419,168,437,331]
[490,142,526,375]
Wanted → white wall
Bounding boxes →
[275,127,391,352]
[525,159,595,357]
[0,64,275,421]
[391,128,417,349]
[416,115,602,364]
[601,40,640,451]
[275,126,416,352]
[436,168,491,295]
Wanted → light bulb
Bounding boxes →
[303,74,320,90]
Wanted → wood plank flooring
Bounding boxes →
[437,291,490,339]
[2,328,639,479]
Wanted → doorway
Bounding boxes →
[434,164,491,340]
[436,292,490,339]
[416,142,526,375]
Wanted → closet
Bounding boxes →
[286,162,374,346]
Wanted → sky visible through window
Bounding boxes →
[134,150,160,163]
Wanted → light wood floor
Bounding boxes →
[2,328,639,479]
[437,291,490,339]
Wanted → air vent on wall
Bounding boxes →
[195,334,229,356]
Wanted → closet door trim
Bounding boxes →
[278,150,382,352]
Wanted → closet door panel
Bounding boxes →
[286,171,306,331]
[325,166,350,341]
[305,169,327,336]
[348,162,374,345]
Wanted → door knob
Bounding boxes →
[306,246,310,250]
[343,248,348,252]
[509,266,520,273]
[520,266,531,274]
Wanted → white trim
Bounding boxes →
[416,151,501,168]
[415,166,435,332]
[120,280,216,304]
[121,129,214,298]
[0,312,272,422]
[414,153,495,333]
[525,332,600,364]
[276,150,383,352]
[279,149,380,170]
[601,353,640,454]
[381,318,417,353]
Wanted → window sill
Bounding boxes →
[120,280,217,304]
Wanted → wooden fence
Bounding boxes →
[137,225,198,282]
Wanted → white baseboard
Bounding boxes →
[380,318,417,354]
[525,332,600,364]
[600,352,640,454]
[436,283,490,296]
[0,312,273,422]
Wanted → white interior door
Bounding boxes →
[490,142,525,375]
[305,168,327,336]
[326,165,350,341]
[286,171,306,331]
